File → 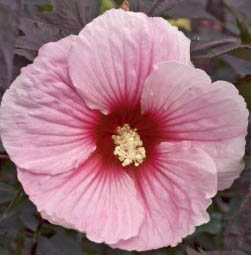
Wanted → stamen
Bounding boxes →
[112,124,146,167]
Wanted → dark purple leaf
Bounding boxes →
[187,247,247,255]
[0,0,21,97]
[234,75,251,111]
[224,0,251,23]
[16,0,102,61]
[247,116,251,156]
[0,183,17,205]
[0,246,9,255]
[224,193,251,254]
[19,202,39,232]
[167,1,218,21]
[0,140,4,153]
[207,251,247,255]
[235,18,251,45]
[229,47,251,62]
[37,232,82,255]
[186,247,202,255]
[22,0,50,17]
[37,237,60,255]
[220,54,251,77]
[15,49,37,62]
[16,17,67,60]
[224,3,251,44]
[127,0,184,16]
[206,0,225,21]
[191,38,251,60]
[40,0,102,34]
[50,232,82,255]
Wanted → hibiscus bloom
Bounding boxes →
[0,9,248,251]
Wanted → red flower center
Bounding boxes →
[94,104,164,167]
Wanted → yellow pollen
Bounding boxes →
[112,124,146,167]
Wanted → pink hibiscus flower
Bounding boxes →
[0,9,248,251]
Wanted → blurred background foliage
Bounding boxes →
[0,0,251,254]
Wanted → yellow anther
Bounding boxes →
[112,124,146,167]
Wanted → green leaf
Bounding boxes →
[100,0,116,13]
[235,75,251,111]
[38,4,53,12]
[237,20,251,44]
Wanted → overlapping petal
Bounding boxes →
[112,142,217,251]
[141,61,248,190]
[0,36,99,175]
[69,9,191,114]
[197,136,246,190]
[17,152,144,244]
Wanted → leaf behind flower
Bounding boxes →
[0,0,21,97]
[40,0,102,34]
[191,38,251,60]
[224,193,251,254]
[127,0,184,16]
[234,75,251,111]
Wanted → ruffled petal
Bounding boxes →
[141,62,248,190]
[17,152,144,245]
[112,142,217,251]
[0,36,99,175]
[69,9,191,114]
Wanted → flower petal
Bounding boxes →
[0,36,99,175]
[69,9,191,114]
[17,152,144,244]
[141,61,248,190]
[112,142,217,251]
[197,136,246,190]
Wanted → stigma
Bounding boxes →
[112,124,146,167]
